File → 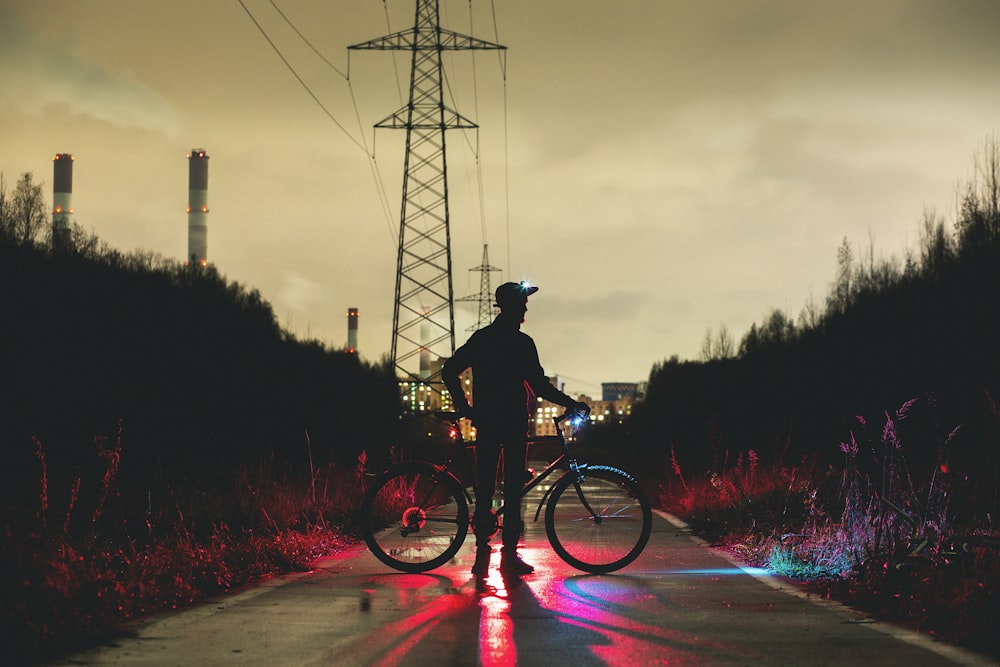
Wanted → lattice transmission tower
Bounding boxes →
[458,244,502,333]
[349,1,505,383]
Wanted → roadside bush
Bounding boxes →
[662,398,999,656]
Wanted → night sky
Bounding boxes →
[2,0,998,396]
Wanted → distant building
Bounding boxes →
[589,395,634,425]
[399,360,477,440]
[532,375,571,437]
[602,382,639,401]
[582,382,645,425]
[400,357,448,414]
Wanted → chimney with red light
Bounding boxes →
[52,153,73,251]
[347,307,359,354]
[187,148,209,266]
[419,306,431,379]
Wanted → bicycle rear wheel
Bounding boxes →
[544,465,652,574]
[360,462,469,573]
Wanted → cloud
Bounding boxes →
[276,271,325,314]
[0,7,178,133]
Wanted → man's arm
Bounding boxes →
[442,338,474,414]
[522,337,590,414]
[533,378,590,414]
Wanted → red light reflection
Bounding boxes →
[477,568,516,666]
[341,545,735,665]
[355,574,472,666]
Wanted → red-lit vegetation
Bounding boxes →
[661,397,999,657]
[1,426,369,664]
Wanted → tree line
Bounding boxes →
[631,137,1000,516]
[0,173,400,493]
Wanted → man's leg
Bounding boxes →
[499,435,534,575]
[472,439,500,576]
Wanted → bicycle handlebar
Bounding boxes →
[434,409,588,425]
[555,410,589,425]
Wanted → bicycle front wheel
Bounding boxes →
[360,462,469,573]
[544,465,652,574]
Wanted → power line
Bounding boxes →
[267,0,348,79]
[239,0,397,245]
[485,0,512,280]
[237,0,366,154]
[465,1,489,244]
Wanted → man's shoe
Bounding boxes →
[471,547,491,577]
[499,553,534,575]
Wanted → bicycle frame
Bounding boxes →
[436,411,590,529]
[362,410,653,574]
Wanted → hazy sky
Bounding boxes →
[2,1,998,396]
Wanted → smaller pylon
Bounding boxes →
[457,244,502,333]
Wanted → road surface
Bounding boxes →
[53,508,995,666]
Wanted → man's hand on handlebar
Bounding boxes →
[569,401,590,418]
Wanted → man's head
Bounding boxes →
[494,281,538,321]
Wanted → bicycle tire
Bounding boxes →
[360,462,469,573]
[544,465,652,574]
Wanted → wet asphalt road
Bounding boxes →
[52,510,996,666]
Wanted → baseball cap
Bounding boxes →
[494,281,539,307]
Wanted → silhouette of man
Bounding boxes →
[443,281,589,577]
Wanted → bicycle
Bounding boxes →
[359,410,652,574]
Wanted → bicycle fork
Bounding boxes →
[532,459,600,523]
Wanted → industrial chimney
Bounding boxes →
[419,306,431,379]
[52,153,73,251]
[347,308,359,354]
[186,148,209,267]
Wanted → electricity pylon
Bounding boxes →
[349,0,505,384]
[458,243,508,331]
[458,244,502,334]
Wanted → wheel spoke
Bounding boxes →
[545,466,652,573]
[361,464,468,573]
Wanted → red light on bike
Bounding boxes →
[449,427,458,439]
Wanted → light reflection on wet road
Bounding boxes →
[53,511,995,666]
